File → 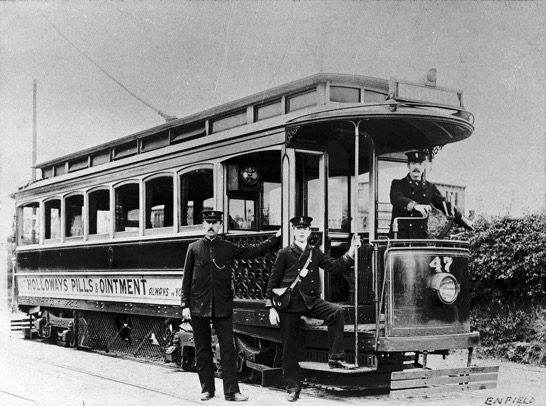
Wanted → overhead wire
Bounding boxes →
[38,9,177,122]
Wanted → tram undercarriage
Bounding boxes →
[20,306,498,397]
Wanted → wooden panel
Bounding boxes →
[391,365,499,380]
[391,372,499,389]
[390,365,499,398]
[390,381,498,398]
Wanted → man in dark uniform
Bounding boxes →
[389,150,474,239]
[265,216,361,402]
[181,210,281,402]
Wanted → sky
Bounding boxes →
[0,0,545,234]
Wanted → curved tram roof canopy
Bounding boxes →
[18,71,473,194]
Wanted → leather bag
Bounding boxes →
[271,250,313,310]
[272,287,291,309]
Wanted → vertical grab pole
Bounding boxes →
[353,121,361,367]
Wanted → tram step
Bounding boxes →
[299,361,376,374]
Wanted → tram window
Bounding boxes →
[328,176,350,232]
[19,203,40,245]
[211,110,247,133]
[55,164,66,176]
[287,89,317,112]
[353,178,370,231]
[263,181,281,227]
[363,90,387,103]
[45,199,61,240]
[145,176,173,229]
[179,169,214,230]
[330,86,360,103]
[89,189,110,235]
[295,153,321,222]
[255,100,282,121]
[229,199,255,230]
[65,195,84,238]
[376,159,407,235]
[115,183,140,232]
[42,167,53,179]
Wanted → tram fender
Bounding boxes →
[390,365,500,398]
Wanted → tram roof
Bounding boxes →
[25,72,472,189]
[34,73,388,169]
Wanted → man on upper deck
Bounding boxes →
[389,150,474,239]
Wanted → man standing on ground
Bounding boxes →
[181,210,281,402]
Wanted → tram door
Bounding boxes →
[290,150,328,298]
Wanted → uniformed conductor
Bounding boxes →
[265,216,361,402]
[181,210,281,402]
[389,150,474,239]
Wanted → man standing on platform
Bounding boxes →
[389,150,474,239]
[265,216,361,402]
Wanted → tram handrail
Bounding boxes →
[391,213,428,240]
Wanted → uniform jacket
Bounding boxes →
[389,175,464,239]
[265,243,353,311]
[181,235,280,317]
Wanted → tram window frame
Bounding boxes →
[18,202,40,246]
[88,188,111,238]
[44,198,61,242]
[65,194,84,239]
[144,174,174,234]
[114,182,140,236]
[179,167,214,233]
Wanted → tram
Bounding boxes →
[12,71,498,396]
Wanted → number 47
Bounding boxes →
[429,256,453,273]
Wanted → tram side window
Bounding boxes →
[65,195,84,238]
[225,151,281,231]
[89,189,110,235]
[179,169,214,230]
[115,183,140,232]
[19,203,40,245]
[145,176,174,229]
[45,199,61,240]
[229,198,255,230]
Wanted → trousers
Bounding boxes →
[278,298,345,392]
[191,315,240,395]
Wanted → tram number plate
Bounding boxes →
[429,256,453,273]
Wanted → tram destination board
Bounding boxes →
[389,77,463,108]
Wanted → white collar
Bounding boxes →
[294,240,307,251]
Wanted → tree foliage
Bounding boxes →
[467,213,546,305]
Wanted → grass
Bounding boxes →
[470,302,546,365]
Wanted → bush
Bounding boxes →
[471,302,546,365]
[467,214,546,305]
